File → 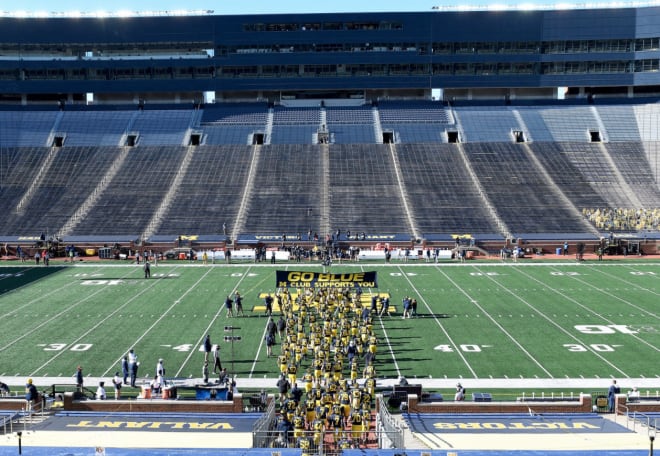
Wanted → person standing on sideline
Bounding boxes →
[225,295,234,317]
[112,372,122,399]
[128,349,139,388]
[235,291,244,316]
[212,344,222,374]
[144,261,151,278]
[75,366,84,392]
[454,383,466,401]
[608,379,620,412]
[202,361,209,384]
[203,335,212,362]
[96,381,106,400]
[25,378,38,410]
[156,359,165,378]
[563,241,569,256]
[121,356,129,385]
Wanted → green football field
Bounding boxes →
[0,260,658,387]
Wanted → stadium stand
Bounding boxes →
[1,6,660,455]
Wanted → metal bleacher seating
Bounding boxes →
[596,104,642,142]
[157,145,254,235]
[605,142,660,206]
[326,106,376,144]
[241,144,322,234]
[517,105,599,142]
[0,146,119,235]
[0,147,45,213]
[57,110,134,146]
[0,111,58,147]
[327,144,409,234]
[454,106,522,142]
[70,146,184,236]
[536,142,637,208]
[463,142,592,234]
[200,103,268,145]
[203,125,262,145]
[269,125,319,144]
[378,100,451,143]
[395,143,500,234]
[526,142,612,210]
[632,103,660,142]
[270,107,320,144]
[130,109,196,145]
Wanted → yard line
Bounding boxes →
[436,266,554,378]
[402,265,478,378]
[0,266,134,354]
[29,266,183,376]
[478,265,631,377]
[248,265,289,378]
[514,265,659,355]
[175,266,252,378]
[0,265,106,318]
[364,265,401,378]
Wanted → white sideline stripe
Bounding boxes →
[0,266,134,356]
[403,265,478,378]
[477,265,629,377]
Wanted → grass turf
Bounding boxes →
[0,261,658,386]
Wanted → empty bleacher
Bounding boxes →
[328,144,409,234]
[69,146,184,236]
[605,142,660,206]
[0,147,120,235]
[539,142,638,208]
[379,100,451,144]
[200,103,268,145]
[453,106,522,142]
[0,111,59,147]
[157,145,255,235]
[396,144,500,234]
[241,144,323,234]
[0,102,658,238]
[130,109,196,146]
[596,104,641,142]
[517,105,599,142]
[326,106,376,144]
[57,111,134,146]
[463,142,592,234]
[527,142,612,210]
[270,107,320,144]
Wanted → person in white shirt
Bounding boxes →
[156,359,165,378]
[96,381,106,400]
[150,376,162,394]
[454,383,465,401]
[112,372,122,400]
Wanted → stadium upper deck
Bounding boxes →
[1,6,660,104]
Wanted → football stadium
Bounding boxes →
[0,4,659,456]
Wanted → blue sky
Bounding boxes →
[8,0,496,15]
